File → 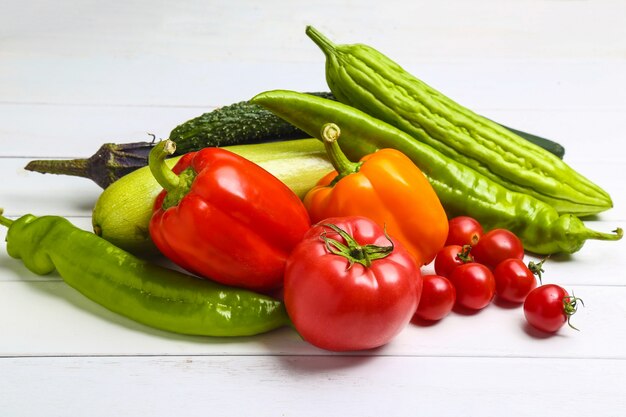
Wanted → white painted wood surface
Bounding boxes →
[1,1,625,415]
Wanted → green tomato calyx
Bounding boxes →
[320,223,394,269]
[563,293,584,331]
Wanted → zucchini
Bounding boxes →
[92,139,332,255]
[25,94,565,189]
[307,26,610,216]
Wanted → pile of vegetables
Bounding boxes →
[2,27,622,351]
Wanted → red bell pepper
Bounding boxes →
[148,140,310,291]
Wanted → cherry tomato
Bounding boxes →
[414,275,456,321]
[446,216,483,247]
[284,216,421,351]
[434,245,473,278]
[472,228,524,269]
[524,284,583,333]
[493,259,538,303]
[448,263,496,310]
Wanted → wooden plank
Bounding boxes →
[0,278,623,358]
[0,104,204,158]
[1,355,624,417]
[2,0,625,63]
[1,59,624,110]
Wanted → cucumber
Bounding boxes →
[170,92,334,154]
[92,139,332,255]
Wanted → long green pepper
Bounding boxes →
[305,26,612,217]
[0,210,289,336]
[251,90,622,254]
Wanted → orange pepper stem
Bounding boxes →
[320,123,361,181]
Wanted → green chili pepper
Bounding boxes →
[251,90,623,255]
[0,209,289,336]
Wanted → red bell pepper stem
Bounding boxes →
[320,123,361,182]
[149,140,199,209]
[149,140,180,192]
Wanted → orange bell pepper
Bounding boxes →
[304,123,448,265]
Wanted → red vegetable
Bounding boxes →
[472,229,524,269]
[414,275,456,321]
[434,244,473,278]
[524,284,583,333]
[493,259,539,303]
[148,140,310,291]
[446,216,483,247]
[284,217,421,351]
[449,263,496,310]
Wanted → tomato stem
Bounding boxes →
[563,292,584,331]
[528,257,548,284]
[456,244,474,263]
[320,223,394,269]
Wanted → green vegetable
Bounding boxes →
[499,124,564,159]
[0,209,289,336]
[251,90,622,254]
[169,92,334,154]
[92,139,332,254]
[306,26,610,217]
[24,94,564,189]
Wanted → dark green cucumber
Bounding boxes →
[24,92,564,188]
[495,124,564,159]
[169,92,334,154]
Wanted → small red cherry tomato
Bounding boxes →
[284,217,421,351]
[493,259,538,303]
[434,245,473,278]
[446,216,483,247]
[524,284,583,333]
[472,229,524,269]
[414,275,456,321]
[449,263,496,310]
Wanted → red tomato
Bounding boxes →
[284,216,421,351]
[493,259,538,303]
[434,245,473,278]
[448,263,496,310]
[414,275,456,321]
[446,216,483,247]
[524,284,583,333]
[472,229,524,269]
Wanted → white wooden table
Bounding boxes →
[2,1,625,415]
